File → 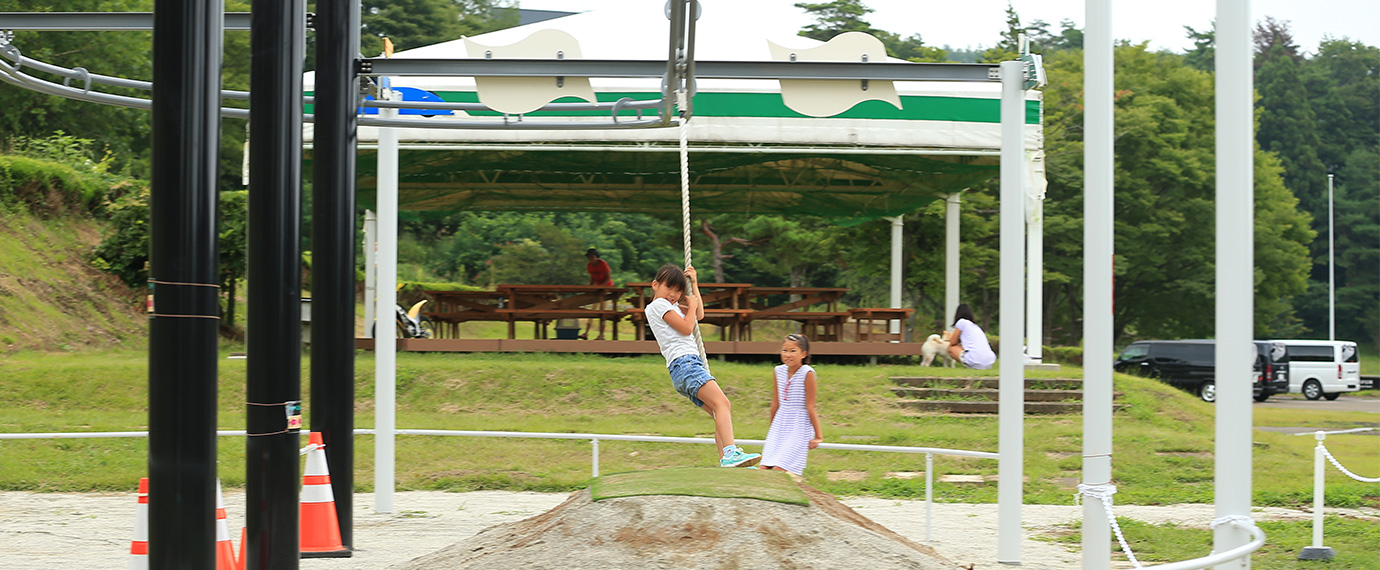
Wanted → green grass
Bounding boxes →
[590,467,808,505]
[1047,515,1380,569]
[0,350,1375,513]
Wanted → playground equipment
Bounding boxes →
[0,1,1269,569]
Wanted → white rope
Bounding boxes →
[1320,444,1380,483]
[1078,483,1143,568]
[1210,514,1255,529]
[677,95,709,369]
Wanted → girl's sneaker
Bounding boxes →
[719,445,761,468]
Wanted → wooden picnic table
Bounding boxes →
[624,282,753,341]
[743,286,850,341]
[495,284,626,340]
[848,307,915,342]
[421,290,507,339]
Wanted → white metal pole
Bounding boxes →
[375,85,398,513]
[925,452,934,543]
[997,59,1026,565]
[363,209,376,339]
[1027,194,1043,361]
[592,438,600,478]
[1328,174,1335,341]
[945,193,961,330]
[1082,1,1114,568]
[1214,0,1255,565]
[889,215,904,339]
[1312,433,1325,547]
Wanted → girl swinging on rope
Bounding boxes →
[646,263,760,468]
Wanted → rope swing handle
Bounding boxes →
[678,96,709,370]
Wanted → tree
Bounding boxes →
[1034,44,1313,343]
[1183,24,1215,72]
[359,0,516,56]
[794,0,877,42]
[793,0,946,61]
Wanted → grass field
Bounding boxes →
[1,348,1375,509]
[1046,516,1380,568]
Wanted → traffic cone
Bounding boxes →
[215,479,237,570]
[128,477,149,570]
[236,527,246,570]
[300,432,349,557]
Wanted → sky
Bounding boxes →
[514,0,1378,54]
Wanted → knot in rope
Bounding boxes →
[1077,483,1142,568]
[1210,514,1255,530]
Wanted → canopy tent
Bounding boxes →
[303,2,1044,222]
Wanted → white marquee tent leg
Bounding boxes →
[1215,0,1256,564]
[944,193,960,330]
[997,59,1026,564]
[1082,0,1115,567]
[363,209,376,339]
[889,216,903,339]
[375,86,398,513]
[1026,194,1043,361]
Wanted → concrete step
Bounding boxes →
[898,400,1104,414]
[890,387,1090,402]
[890,377,1084,390]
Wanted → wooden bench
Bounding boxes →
[494,309,625,340]
[745,311,851,342]
[848,307,914,342]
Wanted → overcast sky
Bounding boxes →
[514,0,1378,54]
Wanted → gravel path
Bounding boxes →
[1,490,1371,569]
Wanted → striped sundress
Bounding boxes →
[761,363,816,475]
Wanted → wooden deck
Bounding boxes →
[356,338,921,356]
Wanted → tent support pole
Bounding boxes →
[889,215,903,339]
[374,85,399,514]
[944,193,961,330]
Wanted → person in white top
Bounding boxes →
[760,334,823,476]
[646,264,760,468]
[945,304,996,370]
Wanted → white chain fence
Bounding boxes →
[1319,444,1380,483]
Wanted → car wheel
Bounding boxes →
[1323,392,1340,401]
[1253,392,1269,402]
[1302,380,1323,401]
[1198,380,1216,403]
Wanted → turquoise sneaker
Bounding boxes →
[719,445,761,468]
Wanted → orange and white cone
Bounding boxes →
[215,479,237,570]
[128,477,149,570]
[300,432,348,557]
[236,527,247,570]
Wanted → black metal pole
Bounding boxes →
[246,0,305,568]
[311,0,360,551]
[147,0,222,568]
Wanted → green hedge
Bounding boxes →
[0,155,115,216]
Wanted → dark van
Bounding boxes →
[1113,340,1288,402]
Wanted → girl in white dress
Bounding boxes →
[760,334,823,475]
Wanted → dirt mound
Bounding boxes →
[392,484,961,570]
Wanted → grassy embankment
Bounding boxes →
[1,350,1374,505]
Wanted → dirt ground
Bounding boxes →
[4,489,1375,569]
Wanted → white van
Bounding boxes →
[1268,339,1362,400]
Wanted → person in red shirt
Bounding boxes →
[581,248,614,339]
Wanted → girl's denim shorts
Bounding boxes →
[668,354,714,408]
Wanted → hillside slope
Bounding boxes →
[0,212,144,352]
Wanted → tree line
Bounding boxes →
[0,0,1373,351]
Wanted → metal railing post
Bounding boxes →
[1299,431,1335,560]
[592,438,600,478]
[925,452,934,543]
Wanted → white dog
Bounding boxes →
[920,333,955,367]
